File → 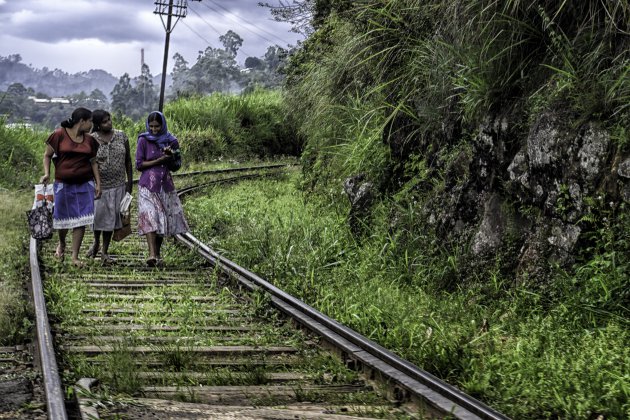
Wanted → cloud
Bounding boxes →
[3,1,158,43]
[0,0,304,77]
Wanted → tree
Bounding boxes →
[263,45,288,72]
[171,53,190,98]
[83,89,108,109]
[6,54,22,64]
[219,30,244,57]
[183,46,241,94]
[110,65,157,120]
[89,89,108,104]
[7,83,28,97]
[133,63,158,114]
[110,73,134,116]
[260,0,314,35]
[245,57,264,70]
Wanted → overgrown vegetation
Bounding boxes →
[187,174,629,419]
[0,123,44,344]
[165,89,303,160]
[284,1,629,187]
[1,1,628,414]
[269,2,629,417]
[0,190,32,345]
[111,89,303,164]
[0,121,44,189]
[0,91,300,346]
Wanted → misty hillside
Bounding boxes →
[0,54,121,98]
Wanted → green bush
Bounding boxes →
[0,122,45,189]
[164,89,302,161]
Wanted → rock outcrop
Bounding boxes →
[383,108,628,284]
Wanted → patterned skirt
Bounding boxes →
[52,181,95,229]
[137,186,188,236]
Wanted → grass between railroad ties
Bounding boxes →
[41,229,386,413]
[185,170,629,420]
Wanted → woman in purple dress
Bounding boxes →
[40,107,101,267]
[135,111,188,267]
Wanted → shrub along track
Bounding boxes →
[30,164,508,419]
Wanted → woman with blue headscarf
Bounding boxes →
[135,111,188,267]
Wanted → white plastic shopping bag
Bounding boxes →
[120,192,133,213]
[32,184,54,211]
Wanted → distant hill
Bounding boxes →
[0,54,119,98]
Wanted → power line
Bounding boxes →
[180,19,214,47]
[203,0,291,45]
[201,2,275,44]
[187,3,223,38]
[154,0,201,111]
[187,3,256,58]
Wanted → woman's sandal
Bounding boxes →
[86,245,99,258]
[101,255,115,266]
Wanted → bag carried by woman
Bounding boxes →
[26,184,54,240]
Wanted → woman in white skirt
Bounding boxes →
[86,110,133,264]
[135,111,188,267]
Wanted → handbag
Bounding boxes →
[26,184,54,240]
[112,218,131,242]
[113,194,133,242]
[166,149,182,172]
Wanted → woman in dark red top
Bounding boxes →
[40,107,102,267]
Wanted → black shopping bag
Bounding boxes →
[26,205,53,240]
[26,184,54,240]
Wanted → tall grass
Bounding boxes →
[165,89,303,161]
[285,0,630,191]
[185,174,629,419]
[0,190,32,345]
[0,121,46,189]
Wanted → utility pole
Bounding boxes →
[154,0,201,112]
[141,48,146,107]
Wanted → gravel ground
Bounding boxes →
[0,345,47,420]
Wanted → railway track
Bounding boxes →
[29,164,509,419]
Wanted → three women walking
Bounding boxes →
[41,108,187,268]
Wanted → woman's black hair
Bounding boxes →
[91,109,111,132]
[147,111,164,125]
[60,107,92,128]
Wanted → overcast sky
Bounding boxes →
[0,0,305,78]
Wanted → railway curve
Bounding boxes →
[28,163,509,419]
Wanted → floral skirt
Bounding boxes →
[52,181,95,229]
[137,186,188,236]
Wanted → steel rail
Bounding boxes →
[170,162,294,179]
[26,164,285,420]
[176,232,509,420]
[29,238,68,420]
